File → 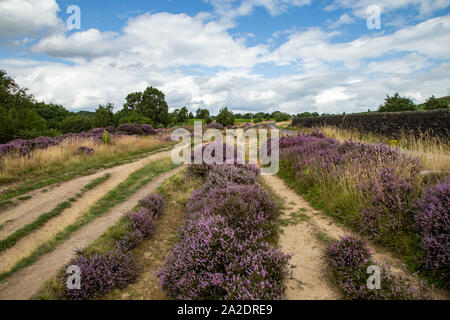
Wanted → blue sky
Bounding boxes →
[0,0,449,115]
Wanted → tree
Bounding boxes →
[122,87,170,126]
[189,112,194,119]
[215,107,235,127]
[196,108,210,119]
[115,110,152,125]
[423,96,448,110]
[94,103,115,128]
[0,69,56,142]
[174,106,189,123]
[60,115,93,133]
[378,93,417,112]
[35,103,71,130]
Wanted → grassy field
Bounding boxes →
[0,136,175,207]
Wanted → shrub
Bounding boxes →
[157,214,288,300]
[413,177,450,286]
[115,229,145,252]
[116,123,145,135]
[125,208,156,239]
[141,124,157,135]
[72,146,95,156]
[207,122,224,130]
[101,130,111,144]
[326,236,432,300]
[138,194,165,214]
[64,250,139,300]
[357,168,418,241]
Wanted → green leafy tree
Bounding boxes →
[60,115,93,133]
[122,87,170,126]
[35,103,71,130]
[94,103,115,128]
[423,96,448,110]
[378,93,417,112]
[215,107,235,127]
[188,111,194,119]
[195,108,210,119]
[115,110,152,125]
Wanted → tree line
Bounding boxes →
[1,69,447,144]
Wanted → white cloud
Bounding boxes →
[266,15,450,66]
[325,0,450,18]
[30,12,267,68]
[329,13,355,29]
[205,0,312,25]
[0,0,63,37]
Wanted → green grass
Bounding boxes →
[0,173,111,253]
[317,232,335,244]
[0,158,179,283]
[0,143,174,209]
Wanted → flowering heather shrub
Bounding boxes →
[116,123,145,136]
[64,250,139,300]
[115,229,144,252]
[138,193,166,214]
[157,215,289,300]
[187,184,279,239]
[0,136,59,157]
[327,236,432,300]
[413,177,450,285]
[141,124,157,135]
[207,122,224,130]
[200,164,260,192]
[125,208,156,238]
[357,168,418,240]
[72,146,95,156]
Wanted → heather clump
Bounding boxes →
[357,168,418,241]
[72,146,95,155]
[157,214,288,300]
[138,193,166,214]
[64,250,139,300]
[413,177,450,286]
[65,193,165,299]
[327,236,432,300]
[159,161,289,300]
[186,184,279,239]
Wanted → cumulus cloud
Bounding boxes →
[0,0,63,38]
[266,15,450,66]
[30,12,267,67]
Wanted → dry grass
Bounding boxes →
[319,126,450,172]
[0,136,166,184]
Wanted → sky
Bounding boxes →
[0,0,449,115]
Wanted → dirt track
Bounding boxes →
[0,165,185,300]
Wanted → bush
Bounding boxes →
[157,214,288,300]
[207,122,224,130]
[423,96,448,110]
[327,236,432,300]
[64,250,139,300]
[357,168,418,241]
[138,194,165,214]
[378,93,417,112]
[158,162,289,300]
[116,123,145,135]
[141,124,157,135]
[72,146,95,156]
[413,177,450,286]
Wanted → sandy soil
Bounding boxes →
[0,165,185,300]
